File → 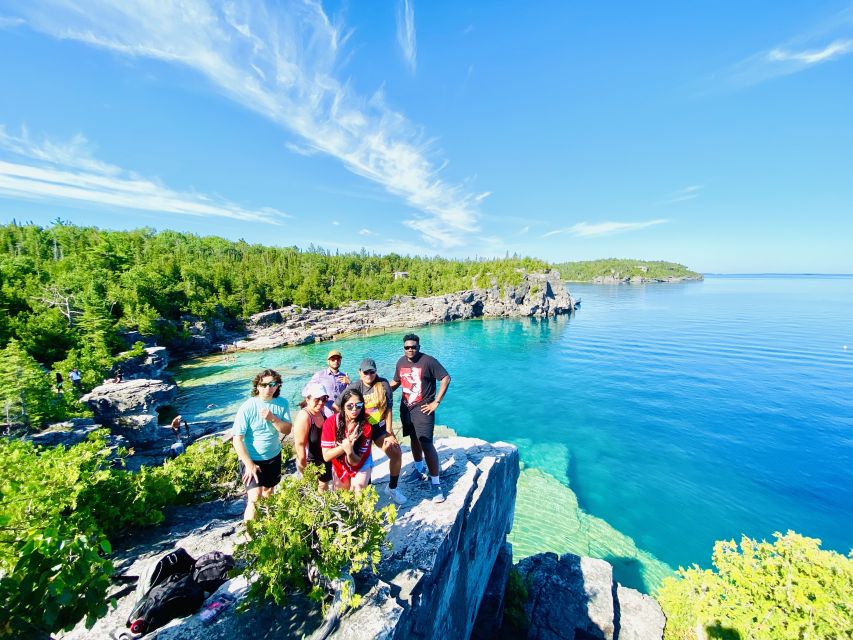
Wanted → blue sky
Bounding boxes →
[1,1,851,273]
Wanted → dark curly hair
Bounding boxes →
[250,369,282,398]
[336,388,366,444]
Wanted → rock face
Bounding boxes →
[516,552,666,640]
[114,346,170,380]
[235,272,575,351]
[336,437,520,640]
[590,275,703,284]
[60,438,519,640]
[80,378,178,441]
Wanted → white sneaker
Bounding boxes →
[384,485,409,505]
[430,484,446,504]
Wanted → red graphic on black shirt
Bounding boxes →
[399,367,423,406]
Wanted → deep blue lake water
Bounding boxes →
[174,275,853,590]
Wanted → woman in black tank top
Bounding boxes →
[294,382,333,491]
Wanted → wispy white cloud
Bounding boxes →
[518,225,529,235]
[0,15,24,29]
[711,7,853,88]
[767,40,853,64]
[0,126,288,223]
[9,0,480,247]
[543,219,668,239]
[396,0,417,73]
[658,185,703,205]
[358,228,375,236]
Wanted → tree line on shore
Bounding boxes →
[0,220,548,429]
[554,258,701,282]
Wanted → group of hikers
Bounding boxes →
[54,367,83,394]
[231,334,451,521]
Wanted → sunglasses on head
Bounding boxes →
[258,381,280,388]
[344,401,365,410]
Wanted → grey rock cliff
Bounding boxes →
[515,552,665,640]
[80,378,177,442]
[235,272,575,351]
[59,437,519,640]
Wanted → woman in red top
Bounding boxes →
[322,388,373,492]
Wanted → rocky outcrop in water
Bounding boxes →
[80,378,177,442]
[235,272,575,351]
[514,552,666,640]
[113,346,170,380]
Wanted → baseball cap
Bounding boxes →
[303,381,331,399]
[327,349,342,359]
[359,358,377,372]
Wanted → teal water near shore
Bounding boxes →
[173,275,853,593]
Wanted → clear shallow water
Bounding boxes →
[173,276,853,592]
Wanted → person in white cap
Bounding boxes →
[293,381,333,492]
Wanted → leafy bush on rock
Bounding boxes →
[235,466,396,609]
[657,531,853,640]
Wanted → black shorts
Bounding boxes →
[239,453,282,490]
[400,403,435,440]
[371,420,388,443]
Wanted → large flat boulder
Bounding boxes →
[81,378,177,441]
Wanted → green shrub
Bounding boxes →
[159,436,239,504]
[235,466,396,608]
[657,531,853,640]
[503,567,530,633]
[0,429,241,637]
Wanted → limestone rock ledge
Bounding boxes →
[516,552,666,640]
[80,377,177,442]
[59,438,519,640]
[235,272,575,351]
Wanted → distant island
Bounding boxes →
[554,259,703,283]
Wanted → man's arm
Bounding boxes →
[232,435,259,484]
[260,406,292,435]
[421,374,450,416]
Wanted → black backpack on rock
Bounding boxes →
[127,574,205,635]
[191,551,235,594]
[125,547,236,634]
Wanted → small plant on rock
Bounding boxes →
[234,466,396,609]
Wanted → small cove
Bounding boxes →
[172,275,853,593]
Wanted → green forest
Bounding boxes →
[554,259,701,282]
[0,221,548,428]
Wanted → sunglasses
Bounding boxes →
[344,402,365,410]
[311,396,329,403]
[257,381,280,388]
[361,369,376,375]
[403,344,419,351]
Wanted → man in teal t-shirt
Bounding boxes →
[232,369,292,521]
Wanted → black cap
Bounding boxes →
[359,358,377,372]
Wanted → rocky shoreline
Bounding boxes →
[582,275,704,284]
[233,271,575,351]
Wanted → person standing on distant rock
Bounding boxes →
[334,358,408,505]
[69,367,82,391]
[306,349,350,417]
[292,381,333,492]
[55,371,63,394]
[391,334,451,504]
[322,388,372,493]
[232,369,293,521]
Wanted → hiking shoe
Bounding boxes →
[430,484,446,504]
[407,466,428,483]
[384,485,409,505]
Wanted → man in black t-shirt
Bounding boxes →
[391,334,451,503]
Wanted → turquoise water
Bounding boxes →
[173,276,853,589]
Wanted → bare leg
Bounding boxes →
[351,469,372,494]
[244,487,262,521]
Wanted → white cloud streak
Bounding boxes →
[711,7,853,88]
[543,219,668,238]
[659,185,703,205]
[0,15,24,29]
[10,0,479,247]
[396,0,417,72]
[0,127,288,223]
